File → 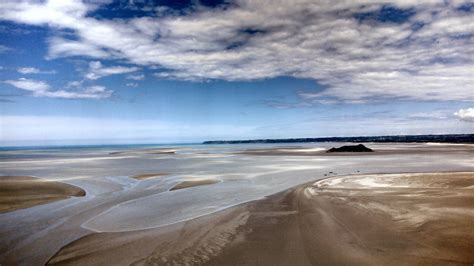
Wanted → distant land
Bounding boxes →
[203,134,474,144]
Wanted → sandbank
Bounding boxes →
[0,176,85,213]
[170,179,220,191]
[131,173,169,180]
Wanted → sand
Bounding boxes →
[238,147,326,156]
[238,143,473,156]
[48,206,249,265]
[210,172,474,265]
[131,173,169,180]
[0,176,86,213]
[109,149,176,155]
[2,143,472,264]
[170,179,220,191]
[48,172,474,265]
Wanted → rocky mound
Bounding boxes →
[327,144,373,153]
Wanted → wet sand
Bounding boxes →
[0,176,86,213]
[48,172,474,265]
[170,179,220,191]
[2,143,472,264]
[110,149,176,155]
[208,172,474,265]
[238,143,473,156]
[131,173,169,180]
[238,147,326,156]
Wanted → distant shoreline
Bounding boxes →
[203,133,474,144]
[1,134,473,149]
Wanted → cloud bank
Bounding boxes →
[454,108,474,122]
[17,67,56,74]
[4,78,112,99]
[85,61,139,80]
[1,0,473,102]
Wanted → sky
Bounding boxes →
[0,0,473,146]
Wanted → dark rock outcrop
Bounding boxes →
[327,144,374,153]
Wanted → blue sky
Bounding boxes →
[0,0,473,146]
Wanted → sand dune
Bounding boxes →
[0,176,85,213]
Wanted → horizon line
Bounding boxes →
[1,133,473,149]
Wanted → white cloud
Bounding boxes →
[17,67,40,74]
[1,0,473,102]
[0,44,12,53]
[454,108,474,122]
[4,78,112,99]
[48,37,111,59]
[85,61,139,80]
[42,85,112,99]
[17,67,56,74]
[4,78,50,93]
[126,82,138,87]
[66,80,82,88]
[126,73,145,80]
[408,110,448,120]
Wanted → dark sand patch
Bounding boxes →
[170,179,220,191]
[131,173,169,180]
[48,172,474,265]
[109,149,176,155]
[0,176,85,213]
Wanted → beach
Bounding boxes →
[1,143,473,265]
[46,171,474,265]
[210,172,474,265]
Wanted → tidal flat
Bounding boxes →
[0,142,473,265]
